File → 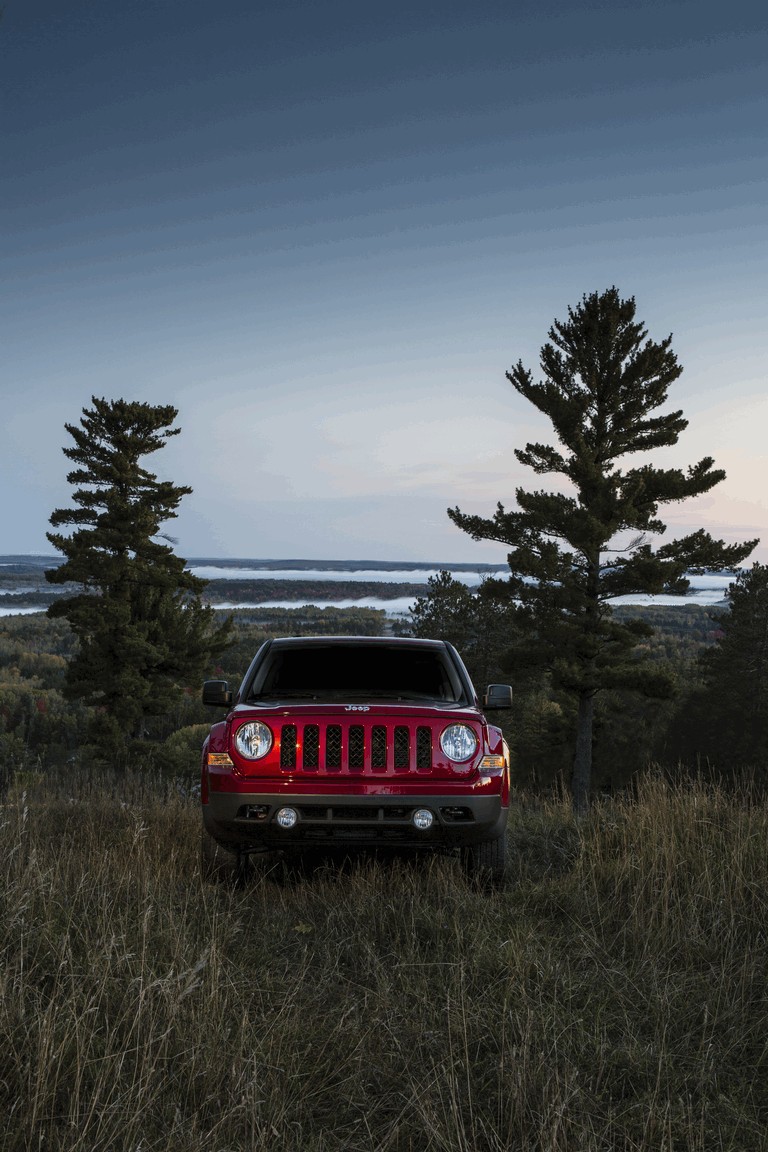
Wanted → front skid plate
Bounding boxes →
[204,791,507,849]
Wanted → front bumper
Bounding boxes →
[204,790,508,851]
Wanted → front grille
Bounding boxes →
[416,727,432,769]
[326,725,342,770]
[394,726,409,770]
[371,725,387,768]
[304,725,319,768]
[280,725,297,769]
[275,721,446,774]
[348,725,365,769]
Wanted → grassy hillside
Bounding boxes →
[2,768,766,1151]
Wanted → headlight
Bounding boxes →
[235,721,273,760]
[439,724,478,763]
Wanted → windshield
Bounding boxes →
[248,645,465,704]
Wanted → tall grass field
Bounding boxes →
[2,768,766,1151]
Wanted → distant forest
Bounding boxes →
[3,553,764,799]
[0,597,741,799]
[0,558,432,607]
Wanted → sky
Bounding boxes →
[2,0,767,563]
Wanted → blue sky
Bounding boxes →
[2,0,766,561]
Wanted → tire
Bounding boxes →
[200,825,247,886]
[461,832,507,889]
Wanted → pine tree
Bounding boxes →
[46,397,230,743]
[448,288,757,812]
[672,564,768,776]
[410,571,562,785]
[410,570,521,688]
[410,571,478,652]
[705,564,768,752]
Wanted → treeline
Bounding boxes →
[4,585,764,798]
[0,606,386,793]
[0,591,69,608]
[405,568,768,793]
[0,615,81,793]
[0,578,421,610]
[202,578,424,602]
[0,554,426,607]
[215,607,384,681]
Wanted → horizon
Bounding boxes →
[0,553,755,575]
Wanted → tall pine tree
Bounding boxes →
[670,564,768,776]
[449,288,757,812]
[46,397,230,743]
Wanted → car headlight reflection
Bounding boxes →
[439,724,478,763]
[235,721,273,760]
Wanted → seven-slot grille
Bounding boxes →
[277,721,436,773]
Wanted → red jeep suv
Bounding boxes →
[200,636,512,885]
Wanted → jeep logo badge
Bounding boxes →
[345,705,370,712]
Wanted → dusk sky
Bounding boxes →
[2,0,766,563]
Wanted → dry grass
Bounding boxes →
[1,767,767,1151]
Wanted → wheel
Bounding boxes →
[461,833,507,889]
[200,825,247,885]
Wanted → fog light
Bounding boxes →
[275,807,298,829]
[412,808,434,831]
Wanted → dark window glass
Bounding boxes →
[253,645,462,702]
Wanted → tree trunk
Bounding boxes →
[571,691,594,816]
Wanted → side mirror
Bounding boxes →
[484,683,513,710]
[202,680,233,708]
